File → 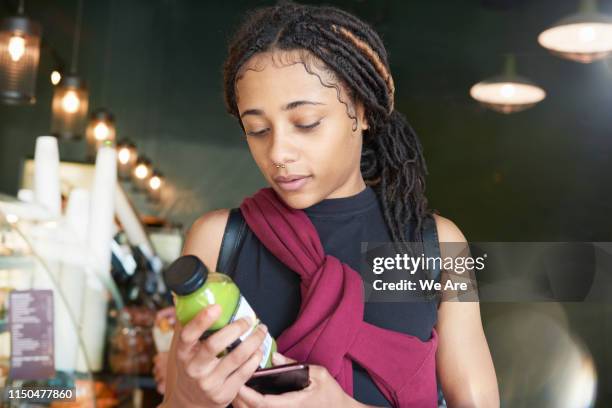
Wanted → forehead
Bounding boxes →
[235,50,342,109]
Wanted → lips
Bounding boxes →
[274,175,308,183]
[274,174,312,192]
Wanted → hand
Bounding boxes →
[153,352,169,394]
[163,304,268,408]
[156,306,177,326]
[233,352,357,408]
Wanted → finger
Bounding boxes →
[231,396,248,408]
[257,390,307,408]
[214,323,268,378]
[204,316,255,356]
[177,304,221,357]
[272,351,297,366]
[218,348,263,403]
[189,316,255,371]
[236,385,265,407]
[156,381,165,395]
[156,306,176,321]
[223,344,264,392]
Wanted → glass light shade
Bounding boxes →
[147,170,163,202]
[538,15,612,63]
[470,75,546,114]
[132,157,152,191]
[538,0,612,64]
[51,75,89,139]
[116,139,137,180]
[0,16,41,105]
[86,109,116,159]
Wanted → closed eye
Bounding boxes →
[296,121,321,130]
[247,128,269,137]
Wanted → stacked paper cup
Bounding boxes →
[77,145,117,372]
[55,189,91,373]
[33,136,62,218]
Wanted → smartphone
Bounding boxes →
[245,363,310,395]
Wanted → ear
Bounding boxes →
[356,102,369,131]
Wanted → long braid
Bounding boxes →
[223,0,433,242]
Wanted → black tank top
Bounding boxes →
[226,186,438,406]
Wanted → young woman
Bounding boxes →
[161,2,499,407]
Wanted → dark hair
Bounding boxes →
[223,1,434,242]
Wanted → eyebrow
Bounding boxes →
[240,100,325,119]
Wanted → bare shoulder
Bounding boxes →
[432,213,467,243]
[181,208,230,272]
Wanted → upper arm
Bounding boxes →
[181,208,231,272]
[432,214,500,407]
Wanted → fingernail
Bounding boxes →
[243,316,253,326]
[207,304,220,315]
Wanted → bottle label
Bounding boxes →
[229,295,273,369]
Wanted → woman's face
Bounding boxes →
[235,50,369,209]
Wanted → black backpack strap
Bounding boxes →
[415,214,442,305]
[421,214,441,284]
[419,214,447,406]
[215,208,247,276]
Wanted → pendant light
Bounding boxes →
[50,69,62,85]
[470,54,546,114]
[133,156,152,191]
[147,170,164,202]
[538,0,612,63]
[51,0,89,139]
[0,0,41,105]
[116,139,137,180]
[85,109,116,160]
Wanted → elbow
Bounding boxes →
[443,378,500,408]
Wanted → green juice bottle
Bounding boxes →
[164,255,277,368]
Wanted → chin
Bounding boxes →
[270,186,320,210]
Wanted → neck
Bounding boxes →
[326,171,367,199]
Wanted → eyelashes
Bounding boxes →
[246,120,322,137]
[296,121,321,130]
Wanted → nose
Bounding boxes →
[268,129,298,166]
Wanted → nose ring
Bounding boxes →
[274,163,286,169]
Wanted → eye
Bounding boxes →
[295,120,321,131]
[246,128,269,137]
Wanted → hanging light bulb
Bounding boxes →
[116,139,137,180]
[51,75,89,139]
[62,89,80,113]
[86,109,116,160]
[133,156,152,191]
[8,35,25,61]
[470,54,546,114]
[0,2,42,105]
[50,69,62,85]
[147,170,164,202]
[538,0,612,63]
[50,0,88,139]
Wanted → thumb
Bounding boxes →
[272,351,297,366]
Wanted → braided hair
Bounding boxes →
[222,1,433,242]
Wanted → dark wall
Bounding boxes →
[1,0,611,240]
[1,1,611,405]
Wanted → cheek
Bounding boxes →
[312,122,362,175]
[246,139,269,168]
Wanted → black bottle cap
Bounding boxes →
[164,255,209,296]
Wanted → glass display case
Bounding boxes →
[0,194,157,407]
